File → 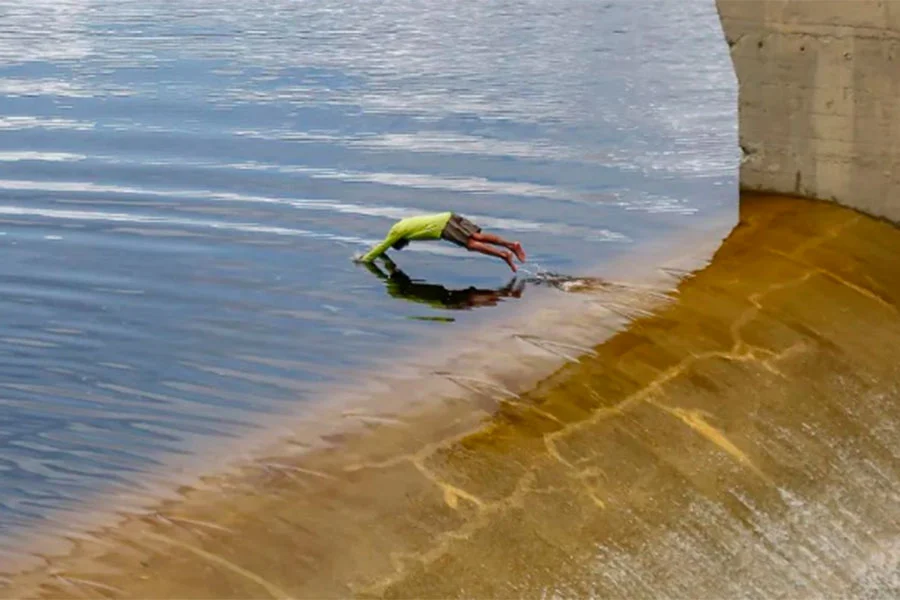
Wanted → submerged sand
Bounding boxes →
[2,194,899,598]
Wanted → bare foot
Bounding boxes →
[511,241,526,263]
[503,251,518,273]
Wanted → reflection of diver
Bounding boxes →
[362,256,524,310]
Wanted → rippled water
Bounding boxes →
[0,0,737,556]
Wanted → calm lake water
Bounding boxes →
[0,0,737,558]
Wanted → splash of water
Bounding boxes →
[520,263,605,292]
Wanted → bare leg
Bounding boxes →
[466,239,517,272]
[470,231,526,262]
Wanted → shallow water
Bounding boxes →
[0,0,737,558]
[3,195,897,598]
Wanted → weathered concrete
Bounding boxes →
[3,194,899,598]
[717,0,900,222]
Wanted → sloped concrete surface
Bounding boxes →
[2,194,899,598]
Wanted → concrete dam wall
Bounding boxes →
[716,0,900,222]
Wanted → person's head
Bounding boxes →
[391,238,409,251]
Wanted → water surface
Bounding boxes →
[0,0,737,557]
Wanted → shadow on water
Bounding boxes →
[362,257,525,317]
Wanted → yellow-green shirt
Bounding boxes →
[361,212,453,262]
